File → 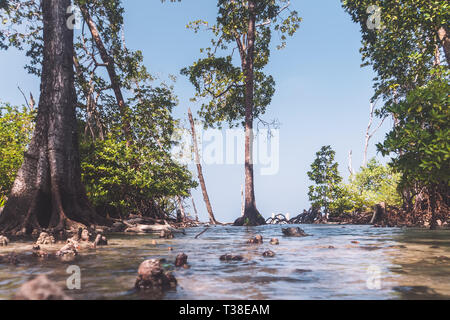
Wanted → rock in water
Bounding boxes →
[282,227,307,237]
[135,259,177,292]
[56,239,78,257]
[175,253,188,267]
[35,232,56,245]
[270,238,279,245]
[15,275,71,300]
[0,252,19,265]
[94,234,108,247]
[262,250,276,257]
[0,235,9,246]
[247,234,263,244]
[219,254,244,261]
[80,229,90,242]
[160,230,174,239]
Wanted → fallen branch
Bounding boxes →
[194,226,209,239]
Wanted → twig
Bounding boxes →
[194,226,209,239]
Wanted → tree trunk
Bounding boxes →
[79,4,133,146]
[0,0,108,235]
[191,194,199,222]
[437,26,450,66]
[240,184,245,217]
[176,195,186,222]
[234,0,265,226]
[188,108,218,225]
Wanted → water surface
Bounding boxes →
[0,224,449,300]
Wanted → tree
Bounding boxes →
[342,0,449,226]
[307,146,345,216]
[0,0,107,235]
[188,108,218,224]
[345,158,402,212]
[182,0,301,226]
[377,69,450,228]
[342,0,449,107]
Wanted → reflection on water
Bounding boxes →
[0,225,449,300]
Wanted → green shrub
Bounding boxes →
[80,135,196,218]
[0,103,35,199]
[346,159,402,212]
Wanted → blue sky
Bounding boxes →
[0,1,393,223]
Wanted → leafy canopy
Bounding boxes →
[377,68,450,189]
[181,0,301,128]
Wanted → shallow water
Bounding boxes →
[0,224,449,300]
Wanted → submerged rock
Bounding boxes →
[135,259,177,292]
[0,252,19,265]
[262,250,276,257]
[160,230,174,239]
[175,253,188,268]
[36,232,56,245]
[80,229,90,242]
[56,239,78,257]
[111,222,126,232]
[282,227,307,237]
[247,234,263,244]
[93,234,108,247]
[269,238,279,245]
[0,235,9,246]
[219,254,244,261]
[15,275,71,300]
[32,245,50,259]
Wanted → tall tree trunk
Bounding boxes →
[191,194,199,222]
[241,184,245,217]
[188,108,218,225]
[234,0,265,226]
[79,4,133,146]
[437,26,450,66]
[0,0,107,235]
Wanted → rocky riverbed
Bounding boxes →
[0,224,449,300]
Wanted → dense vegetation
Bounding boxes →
[307,146,402,218]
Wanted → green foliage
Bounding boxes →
[0,103,34,201]
[80,135,196,217]
[74,0,198,218]
[307,146,345,215]
[344,159,402,212]
[308,147,402,215]
[377,69,450,189]
[343,0,449,211]
[342,0,449,109]
[181,0,301,128]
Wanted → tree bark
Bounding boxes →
[191,194,199,222]
[79,4,133,146]
[0,0,107,235]
[188,108,218,225]
[234,0,265,226]
[176,195,186,222]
